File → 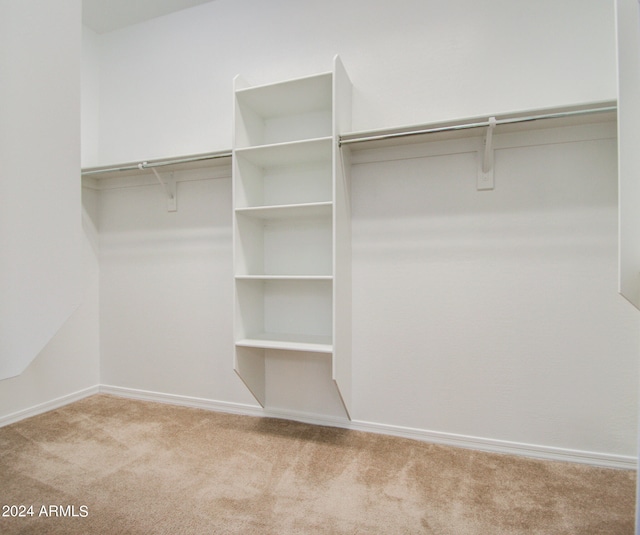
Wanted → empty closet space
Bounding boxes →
[87,109,639,459]
[75,0,639,465]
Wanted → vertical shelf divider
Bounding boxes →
[332,55,353,418]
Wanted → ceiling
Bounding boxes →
[82,0,216,34]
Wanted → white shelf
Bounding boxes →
[236,333,333,354]
[235,275,333,281]
[235,137,333,166]
[235,72,333,118]
[234,73,333,148]
[234,140,333,208]
[235,202,332,220]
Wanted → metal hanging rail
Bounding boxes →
[81,103,616,177]
[81,150,232,176]
[338,105,617,146]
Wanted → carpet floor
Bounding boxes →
[0,394,635,534]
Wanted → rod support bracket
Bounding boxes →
[139,162,177,211]
[477,116,496,191]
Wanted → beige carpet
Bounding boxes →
[0,395,635,534]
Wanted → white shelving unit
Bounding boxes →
[233,56,352,417]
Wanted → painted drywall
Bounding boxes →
[82,0,214,34]
[0,0,100,420]
[98,167,259,406]
[0,0,83,380]
[89,0,617,166]
[82,26,101,168]
[350,124,637,457]
[0,189,101,420]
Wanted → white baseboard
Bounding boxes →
[347,419,636,470]
[98,385,636,470]
[99,384,265,418]
[1,384,634,470]
[0,385,100,428]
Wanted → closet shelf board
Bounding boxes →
[235,275,333,281]
[235,202,332,220]
[236,334,333,354]
[235,72,333,117]
[234,137,333,166]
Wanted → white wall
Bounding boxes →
[0,0,100,420]
[0,0,84,380]
[82,26,101,168]
[350,124,637,457]
[91,0,617,166]
[98,166,257,406]
[0,190,101,420]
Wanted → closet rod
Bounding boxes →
[82,104,615,176]
[81,150,232,176]
[338,105,617,146]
